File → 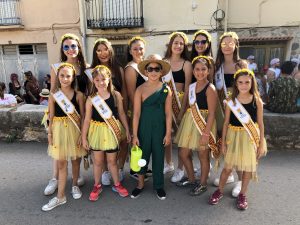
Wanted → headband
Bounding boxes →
[192,55,211,65]
[128,36,146,46]
[219,31,239,40]
[169,32,189,45]
[94,38,111,45]
[61,33,79,42]
[193,30,211,42]
[92,65,111,77]
[57,62,76,72]
[233,68,255,79]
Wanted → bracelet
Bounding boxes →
[202,132,209,137]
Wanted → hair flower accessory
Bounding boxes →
[169,32,189,44]
[61,33,80,42]
[233,68,255,79]
[128,36,146,46]
[191,55,211,65]
[94,38,110,45]
[193,30,211,42]
[219,31,239,40]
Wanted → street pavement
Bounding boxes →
[0,142,299,225]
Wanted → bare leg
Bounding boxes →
[240,172,252,195]
[71,158,80,186]
[93,151,105,185]
[117,140,128,169]
[137,174,145,189]
[52,159,58,179]
[219,168,233,193]
[106,152,119,185]
[179,148,195,182]
[165,143,173,165]
[57,160,68,199]
[198,148,210,185]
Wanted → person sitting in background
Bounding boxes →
[267,61,300,113]
[43,74,51,91]
[0,82,17,107]
[9,73,23,103]
[39,89,49,106]
[23,71,40,104]
[247,55,258,73]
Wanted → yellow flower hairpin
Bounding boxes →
[94,38,110,45]
[57,62,76,72]
[169,32,189,45]
[61,33,80,42]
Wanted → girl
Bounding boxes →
[44,33,88,196]
[0,82,17,107]
[191,30,214,83]
[124,36,150,180]
[9,73,23,102]
[42,63,86,211]
[175,56,217,194]
[90,38,128,185]
[131,54,172,200]
[209,69,267,210]
[214,32,247,197]
[163,32,193,183]
[81,65,130,201]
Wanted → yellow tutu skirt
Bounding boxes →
[174,109,217,151]
[48,117,86,160]
[224,125,267,179]
[88,120,125,151]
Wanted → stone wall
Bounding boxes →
[0,104,300,150]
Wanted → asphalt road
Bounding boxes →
[0,142,299,225]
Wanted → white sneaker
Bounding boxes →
[102,171,111,186]
[232,181,242,198]
[171,168,184,183]
[44,178,58,196]
[71,186,82,200]
[77,175,85,187]
[42,197,66,212]
[119,169,125,182]
[213,173,235,187]
[163,163,175,174]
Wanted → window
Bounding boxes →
[0,0,21,25]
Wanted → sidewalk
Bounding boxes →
[0,142,299,225]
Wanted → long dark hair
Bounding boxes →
[91,39,123,91]
[215,32,240,71]
[191,30,213,59]
[164,32,189,60]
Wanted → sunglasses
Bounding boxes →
[221,42,235,48]
[146,67,161,73]
[194,40,208,45]
[63,44,78,51]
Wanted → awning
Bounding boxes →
[239,36,293,42]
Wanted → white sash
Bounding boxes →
[84,68,93,82]
[224,98,260,149]
[189,82,220,158]
[215,64,228,97]
[162,70,182,127]
[51,63,61,75]
[91,94,122,146]
[125,62,148,81]
[52,90,81,132]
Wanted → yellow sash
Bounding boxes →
[125,62,148,81]
[84,68,94,82]
[189,82,220,159]
[51,63,61,75]
[90,93,122,146]
[224,98,260,149]
[162,70,181,128]
[52,90,81,132]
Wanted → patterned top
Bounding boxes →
[267,76,300,113]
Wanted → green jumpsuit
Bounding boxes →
[138,83,168,190]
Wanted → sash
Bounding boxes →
[162,70,181,128]
[84,68,94,82]
[215,64,228,112]
[188,82,220,159]
[90,94,122,146]
[52,90,81,132]
[126,62,148,81]
[224,98,260,150]
[51,63,61,75]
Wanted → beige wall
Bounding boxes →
[0,0,81,64]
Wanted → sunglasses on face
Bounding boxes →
[146,67,161,73]
[194,40,208,45]
[221,42,235,48]
[63,44,78,51]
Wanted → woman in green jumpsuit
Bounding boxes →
[131,54,172,200]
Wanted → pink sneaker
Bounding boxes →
[112,183,129,197]
[209,189,223,205]
[89,184,102,201]
[237,193,248,210]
